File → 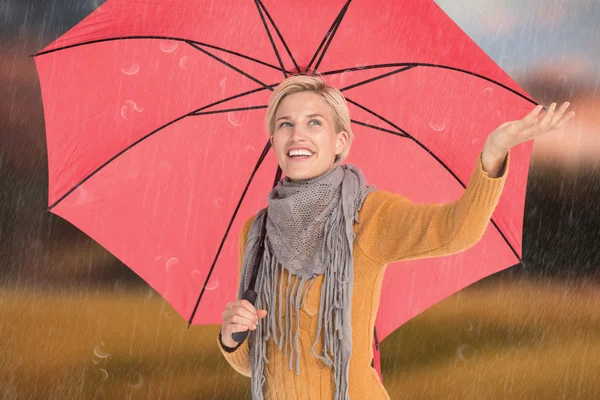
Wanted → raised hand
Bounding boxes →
[482,102,576,177]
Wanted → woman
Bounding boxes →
[217,75,574,399]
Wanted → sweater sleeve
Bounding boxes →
[356,151,509,265]
[216,215,256,378]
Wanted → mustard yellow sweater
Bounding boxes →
[218,151,509,399]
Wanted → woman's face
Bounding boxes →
[270,91,348,182]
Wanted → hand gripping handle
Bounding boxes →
[231,289,258,343]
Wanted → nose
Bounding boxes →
[289,125,308,143]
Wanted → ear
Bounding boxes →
[335,131,349,155]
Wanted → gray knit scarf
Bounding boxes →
[238,163,377,400]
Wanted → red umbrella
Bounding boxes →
[34,0,534,381]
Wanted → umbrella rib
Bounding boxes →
[345,96,410,137]
[346,96,523,263]
[313,0,352,71]
[192,105,268,116]
[255,0,301,74]
[323,63,537,105]
[187,41,271,89]
[307,0,352,72]
[254,0,288,78]
[31,36,281,71]
[340,65,418,92]
[47,85,275,211]
[351,119,406,137]
[188,139,273,327]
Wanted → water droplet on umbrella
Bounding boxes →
[340,70,353,86]
[121,100,144,120]
[483,87,494,96]
[495,109,502,117]
[159,40,179,53]
[73,186,89,205]
[98,369,109,380]
[191,269,202,280]
[213,197,223,208]
[355,63,366,69]
[166,257,180,272]
[472,138,479,145]
[245,145,256,153]
[429,121,445,132]
[220,78,227,88]
[121,61,140,75]
[227,112,243,126]
[158,160,172,173]
[179,56,189,69]
[154,255,162,260]
[205,280,219,290]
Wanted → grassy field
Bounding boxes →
[0,276,599,399]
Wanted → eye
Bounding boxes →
[309,119,321,126]
[279,121,292,128]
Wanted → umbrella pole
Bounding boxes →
[232,165,283,343]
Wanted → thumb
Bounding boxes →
[257,309,268,319]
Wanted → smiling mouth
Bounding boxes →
[287,153,313,161]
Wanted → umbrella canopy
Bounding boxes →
[34,0,535,379]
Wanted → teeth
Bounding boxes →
[288,149,313,157]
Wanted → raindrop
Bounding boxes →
[166,257,181,272]
[98,369,109,380]
[165,312,172,320]
[245,145,256,153]
[73,186,89,205]
[205,280,219,290]
[495,349,513,361]
[94,345,111,359]
[159,40,179,53]
[429,121,446,132]
[154,255,162,260]
[495,109,502,117]
[558,74,568,85]
[227,112,243,127]
[121,61,140,75]
[568,209,576,226]
[213,197,223,209]
[472,138,479,145]
[355,63,366,70]
[465,321,474,331]
[456,344,477,361]
[179,56,189,69]
[483,87,494,96]
[120,100,144,120]
[127,370,145,389]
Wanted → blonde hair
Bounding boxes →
[265,74,353,168]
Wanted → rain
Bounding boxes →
[0,0,599,398]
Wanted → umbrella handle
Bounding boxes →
[232,289,258,343]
